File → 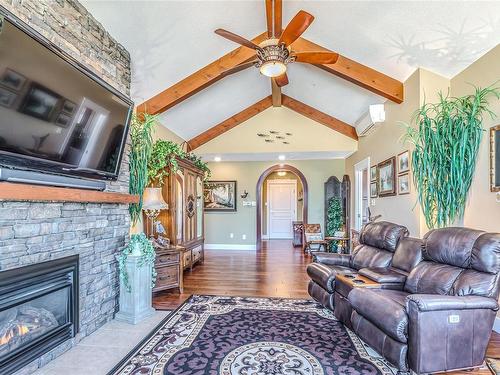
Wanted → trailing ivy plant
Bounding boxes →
[404,85,499,229]
[117,233,157,292]
[128,113,157,226]
[147,140,211,186]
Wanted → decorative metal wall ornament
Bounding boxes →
[269,130,279,134]
[265,139,275,143]
[257,133,270,137]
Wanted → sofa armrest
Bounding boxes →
[406,294,498,373]
[406,294,498,312]
[358,267,406,285]
[312,252,351,267]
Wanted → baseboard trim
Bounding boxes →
[494,317,500,333]
[204,244,256,250]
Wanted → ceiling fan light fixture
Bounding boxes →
[259,61,287,78]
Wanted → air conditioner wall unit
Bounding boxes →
[355,104,385,137]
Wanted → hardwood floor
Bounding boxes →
[153,240,499,374]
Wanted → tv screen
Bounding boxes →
[0,11,132,180]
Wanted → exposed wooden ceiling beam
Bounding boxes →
[136,32,268,116]
[271,78,282,107]
[282,95,358,140]
[187,96,273,151]
[265,0,273,38]
[291,38,404,103]
[274,0,282,37]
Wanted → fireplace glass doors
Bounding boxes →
[0,255,79,375]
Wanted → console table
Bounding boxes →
[334,274,381,329]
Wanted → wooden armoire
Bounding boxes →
[155,157,205,270]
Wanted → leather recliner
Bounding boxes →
[307,221,410,310]
[349,227,500,374]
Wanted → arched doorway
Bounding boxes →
[256,164,308,250]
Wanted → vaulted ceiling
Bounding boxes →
[82,1,500,146]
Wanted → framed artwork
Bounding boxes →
[398,173,410,195]
[55,112,72,128]
[204,180,237,212]
[0,68,27,91]
[370,181,378,198]
[20,83,61,121]
[490,124,500,192]
[370,165,377,182]
[377,156,396,197]
[0,86,17,108]
[62,99,77,115]
[398,150,410,174]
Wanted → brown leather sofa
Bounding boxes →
[307,221,411,310]
[349,227,500,374]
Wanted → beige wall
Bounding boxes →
[451,46,500,232]
[153,123,186,144]
[346,48,500,237]
[204,159,345,246]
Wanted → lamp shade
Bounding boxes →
[142,188,168,210]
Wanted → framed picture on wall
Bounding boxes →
[398,173,410,195]
[0,68,27,91]
[370,181,378,198]
[398,150,410,174]
[370,165,377,182]
[204,180,237,212]
[378,156,396,197]
[490,124,500,192]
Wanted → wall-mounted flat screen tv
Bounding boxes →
[0,9,133,181]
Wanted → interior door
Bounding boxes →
[268,181,297,239]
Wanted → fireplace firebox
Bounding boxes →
[0,255,79,374]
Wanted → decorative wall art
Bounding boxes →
[0,68,26,91]
[370,165,377,181]
[491,124,500,192]
[370,181,378,198]
[20,83,60,121]
[398,173,410,195]
[377,157,396,197]
[398,150,410,174]
[204,180,237,212]
[0,86,17,108]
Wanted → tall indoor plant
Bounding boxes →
[128,113,157,226]
[404,85,499,228]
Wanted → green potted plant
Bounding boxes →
[117,233,156,292]
[325,196,343,252]
[404,85,499,228]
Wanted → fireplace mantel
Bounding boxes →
[0,182,138,204]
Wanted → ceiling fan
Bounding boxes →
[214,2,339,88]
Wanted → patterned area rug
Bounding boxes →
[108,295,399,375]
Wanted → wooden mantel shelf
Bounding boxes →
[0,182,139,204]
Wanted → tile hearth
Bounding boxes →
[32,311,168,375]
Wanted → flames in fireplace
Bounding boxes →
[0,325,30,346]
[0,306,59,357]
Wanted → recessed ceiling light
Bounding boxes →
[278,155,286,161]
[214,156,221,162]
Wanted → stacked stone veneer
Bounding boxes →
[0,0,132,373]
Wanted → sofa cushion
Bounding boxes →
[306,263,355,293]
[359,221,409,252]
[348,288,410,343]
[358,267,407,284]
[423,227,484,268]
[351,245,393,270]
[471,233,500,274]
[404,261,463,295]
[392,237,423,273]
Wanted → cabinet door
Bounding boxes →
[175,170,184,244]
[184,171,197,242]
[196,176,204,239]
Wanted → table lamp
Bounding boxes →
[142,187,168,238]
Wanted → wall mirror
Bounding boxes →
[491,125,500,192]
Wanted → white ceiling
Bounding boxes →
[82,0,500,142]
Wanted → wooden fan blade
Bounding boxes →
[294,51,339,64]
[215,29,262,50]
[265,0,273,38]
[278,10,314,46]
[220,60,258,77]
[274,73,289,87]
[274,0,283,37]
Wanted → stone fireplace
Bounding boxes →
[0,256,79,374]
[0,0,132,373]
